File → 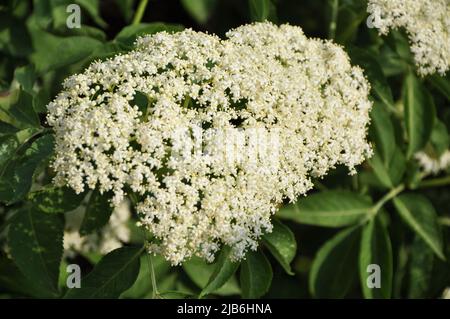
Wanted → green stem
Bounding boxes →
[183,96,191,109]
[132,0,149,25]
[328,0,339,39]
[373,184,405,213]
[128,192,139,205]
[384,102,397,114]
[418,175,450,189]
[149,255,159,298]
[385,100,403,118]
[127,192,159,298]
[359,184,404,225]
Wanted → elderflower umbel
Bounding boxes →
[367,0,450,76]
[48,23,372,265]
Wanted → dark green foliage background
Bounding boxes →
[1,0,449,299]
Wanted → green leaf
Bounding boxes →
[0,91,18,125]
[393,244,409,298]
[199,247,240,297]
[0,128,37,172]
[79,190,113,236]
[393,194,444,260]
[114,23,184,48]
[8,207,64,297]
[277,191,372,227]
[334,1,367,44]
[349,49,394,109]
[32,0,105,32]
[430,120,449,156]
[0,256,53,298]
[0,134,54,204]
[31,0,54,29]
[29,186,85,214]
[369,153,391,188]
[64,246,143,298]
[14,65,36,94]
[63,25,107,42]
[404,160,422,190]
[407,235,434,298]
[183,256,240,296]
[114,0,137,23]
[369,147,406,189]
[403,72,436,158]
[369,101,395,165]
[29,28,103,74]
[8,90,40,128]
[387,30,413,63]
[0,121,20,136]
[75,0,108,28]
[368,101,407,188]
[359,217,393,299]
[180,0,217,24]
[32,0,79,30]
[33,89,51,113]
[309,227,360,298]
[240,250,273,299]
[0,13,33,57]
[358,170,388,190]
[58,258,69,291]
[429,74,450,101]
[120,254,171,298]
[378,46,409,77]
[386,148,406,187]
[82,42,126,67]
[262,219,296,275]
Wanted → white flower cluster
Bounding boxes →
[64,200,131,256]
[443,287,450,299]
[367,0,450,76]
[415,150,450,175]
[47,22,372,265]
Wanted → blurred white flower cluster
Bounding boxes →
[415,150,450,175]
[64,200,131,257]
[367,0,450,76]
[47,22,372,265]
[443,287,450,299]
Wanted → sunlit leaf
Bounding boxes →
[262,219,297,275]
[65,246,143,298]
[240,250,272,299]
[8,206,64,297]
[277,191,372,227]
